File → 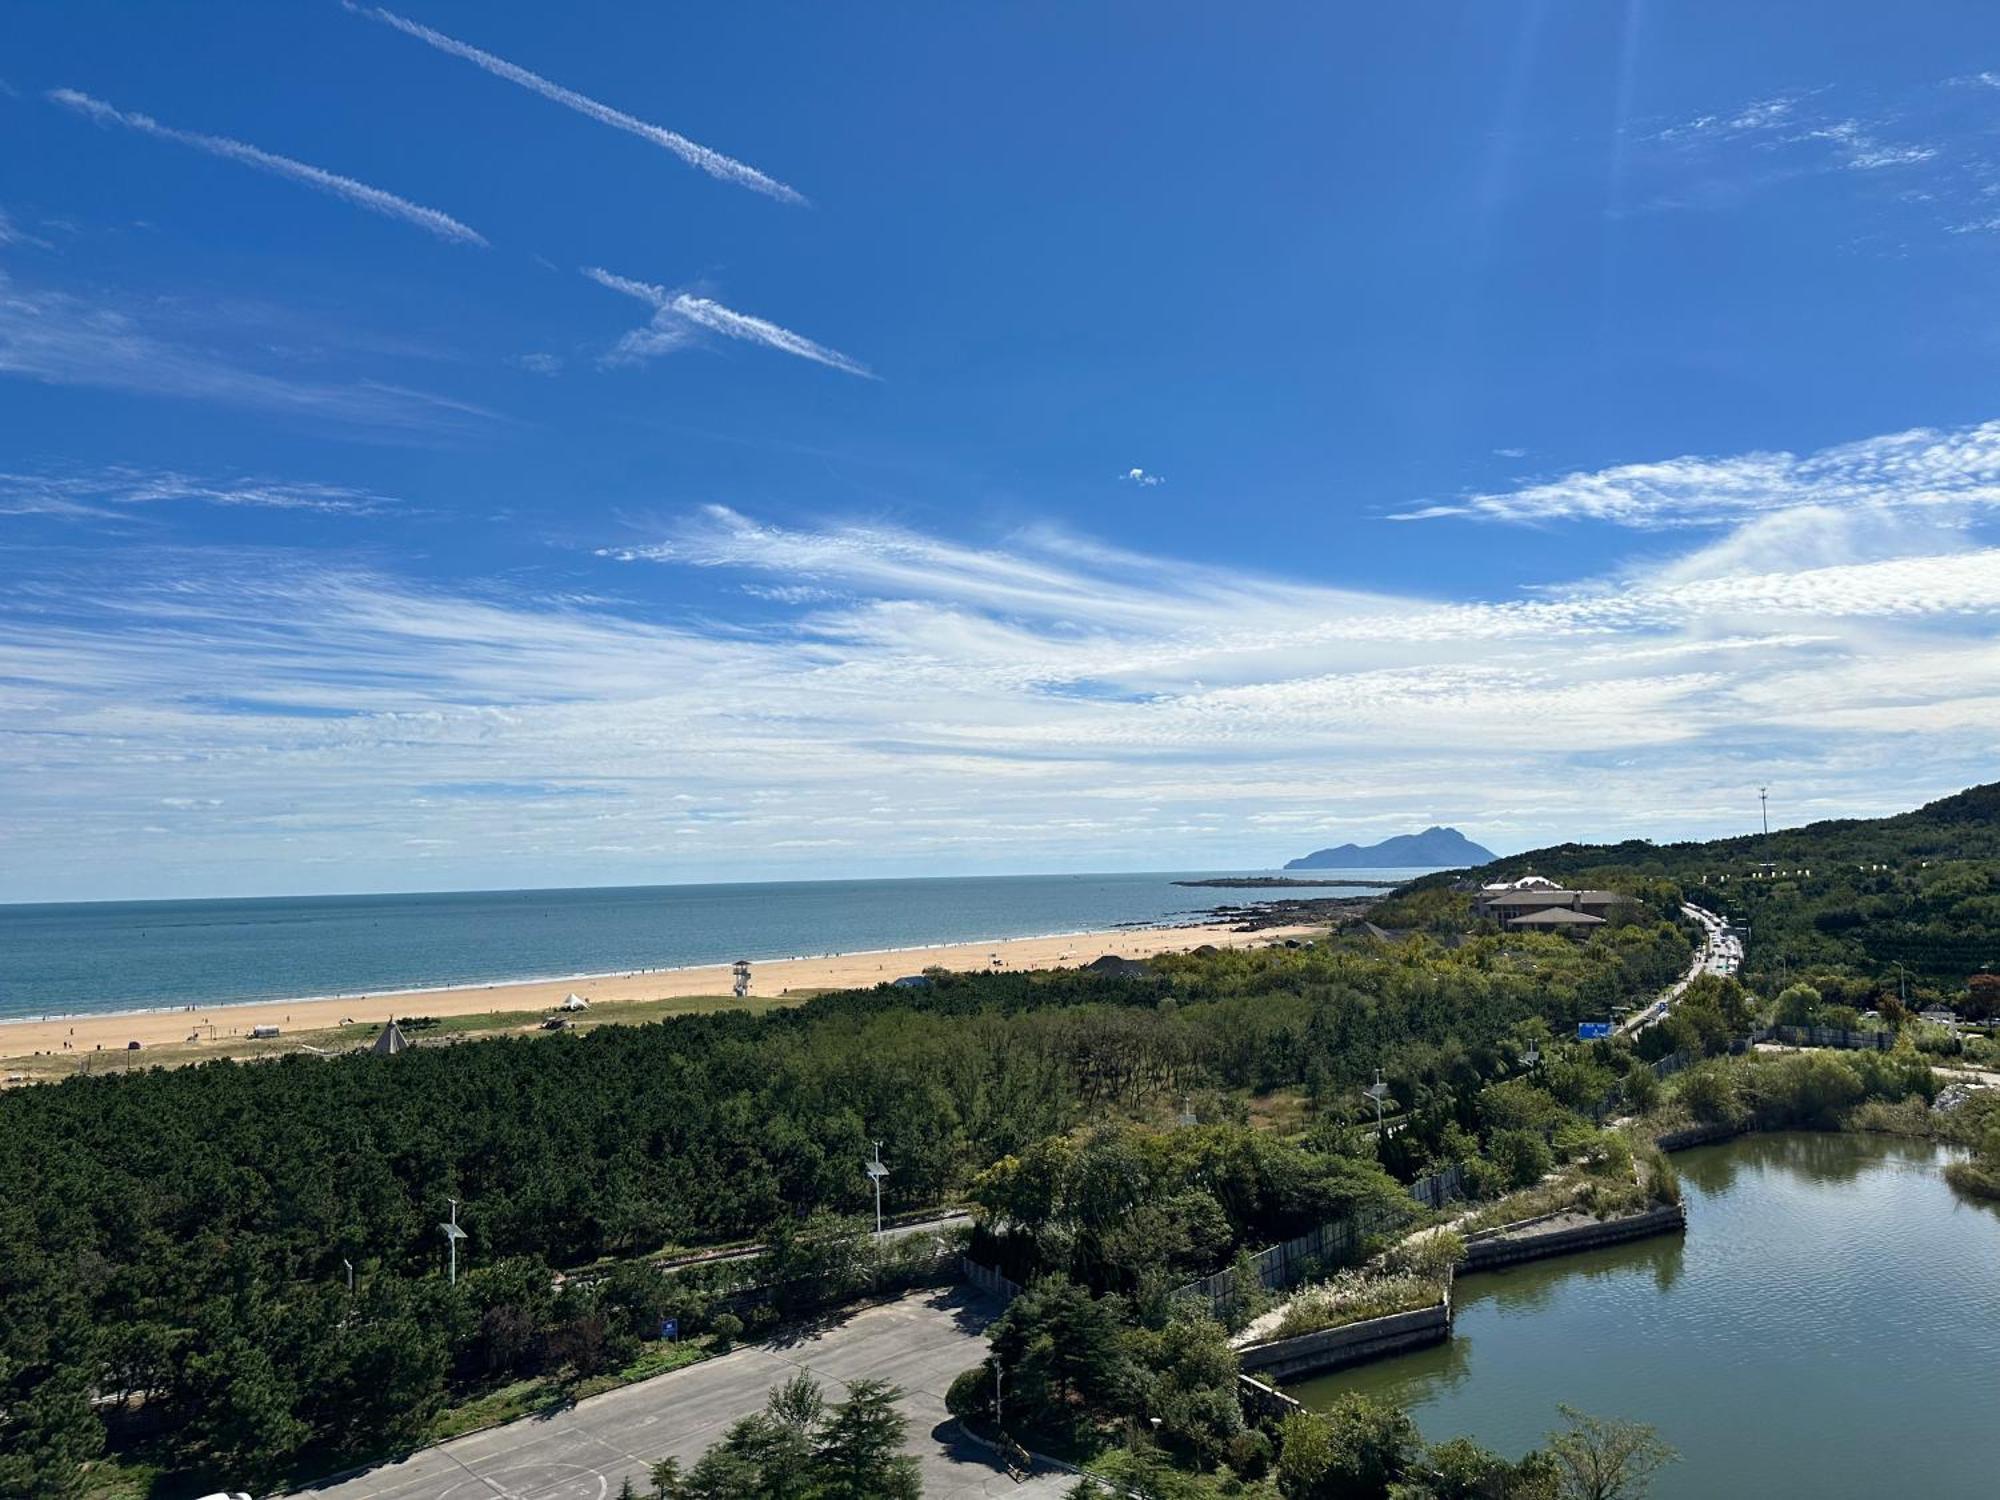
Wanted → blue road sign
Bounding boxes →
[658,1317,679,1341]
[1577,1021,1612,1040]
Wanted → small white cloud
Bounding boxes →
[512,352,564,375]
[0,207,54,250]
[1493,447,1528,459]
[1122,467,1165,487]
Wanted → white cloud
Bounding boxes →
[0,467,401,521]
[584,267,872,377]
[354,5,804,206]
[1395,417,2000,529]
[47,88,487,246]
[8,473,1993,901]
[1121,467,1165,486]
[512,352,565,376]
[0,207,55,250]
[1794,119,1938,171]
[0,271,496,431]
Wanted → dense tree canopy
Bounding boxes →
[0,926,1690,1495]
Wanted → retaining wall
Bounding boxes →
[1460,1202,1684,1273]
[1236,1293,1452,1381]
[1654,1120,1745,1152]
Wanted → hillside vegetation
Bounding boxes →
[1377,782,2000,992]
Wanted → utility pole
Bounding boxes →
[1759,787,1769,840]
[865,1142,887,1234]
[993,1364,1004,1428]
[439,1198,466,1286]
[343,1258,355,1296]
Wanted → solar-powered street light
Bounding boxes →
[440,1198,467,1285]
[864,1142,888,1234]
[1363,1069,1392,1140]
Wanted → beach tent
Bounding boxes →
[370,1019,410,1056]
[559,993,590,1012]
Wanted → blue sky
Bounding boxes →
[5,2,2000,902]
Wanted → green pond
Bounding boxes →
[1291,1133,2000,1498]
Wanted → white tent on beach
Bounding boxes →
[370,1019,410,1056]
[558,993,590,1012]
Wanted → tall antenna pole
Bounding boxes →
[1759,787,1769,839]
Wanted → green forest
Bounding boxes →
[1377,780,2000,992]
[0,916,1691,1498]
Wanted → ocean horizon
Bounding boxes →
[0,868,1434,1022]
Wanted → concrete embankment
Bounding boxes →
[1236,1293,1452,1381]
[1460,1202,1685,1273]
[1655,1121,1745,1151]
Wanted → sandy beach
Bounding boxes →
[0,919,1318,1069]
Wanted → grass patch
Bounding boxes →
[1245,1087,1312,1139]
[1267,1267,1447,1338]
[428,1338,713,1444]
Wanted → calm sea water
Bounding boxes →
[1294,1133,2000,1498]
[0,868,1427,1020]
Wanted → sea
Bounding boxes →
[0,869,1434,1022]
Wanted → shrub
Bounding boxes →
[1577,1130,1633,1181]
[1631,1140,1681,1207]
[1225,1427,1273,1479]
[945,1365,992,1423]
[1620,1063,1662,1114]
[709,1312,743,1352]
[1677,1063,1743,1126]
[1488,1128,1553,1190]
[1379,1229,1464,1282]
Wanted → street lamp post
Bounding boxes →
[1363,1069,1391,1140]
[865,1142,888,1234]
[439,1198,466,1286]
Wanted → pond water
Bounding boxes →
[1291,1133,2000,1498]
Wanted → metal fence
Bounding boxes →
[1172,1200,1408,1322]
[960,1257,1023,1304]
[1407,1162,1467,1211]
[1768,1025,1893,1051]
[1650,1048,1693,1080]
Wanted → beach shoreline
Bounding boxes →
[0,917,1321,1067]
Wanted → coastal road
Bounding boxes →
[1619,903,1728,1036]
[284,1288,1070,1500]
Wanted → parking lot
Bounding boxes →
[286,1288,1070,1500]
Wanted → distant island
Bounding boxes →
[1284,825,1496,870]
